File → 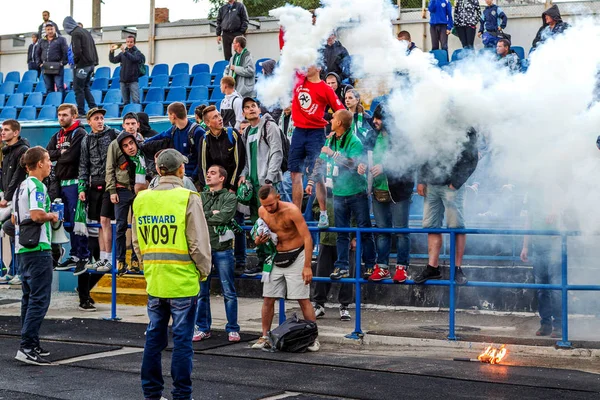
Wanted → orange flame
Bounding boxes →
[478,344,508,364]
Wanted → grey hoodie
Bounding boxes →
[63,16,78,34]
[240,113,283,185]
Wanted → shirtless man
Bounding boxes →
[251,185,319,351]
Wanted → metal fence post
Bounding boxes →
[448,231,457,340]
[278,297,286,324]
[346,228,363,339]
[556,234,571,348]
[104,223,121,321]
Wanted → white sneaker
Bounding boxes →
[192,326,211,342]
[251,336,271,349]
[8,275,21,285]
[86,258,96,270]
[339,306,351,321]
[96,260,111,273]
[307,338,320,352]
[314,304,325,319]
[0,274,13,284]
[228,332,241,342]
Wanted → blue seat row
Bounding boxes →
[430,46,528,68]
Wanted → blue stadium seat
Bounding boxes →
[22,70,39,82]
[215,101,221,112]
[171,74,190,88]
[91,90,103,105]
[188,86,209,103]
[16,81,34,94]
[112,66,121,80]
[430,50,449,67]
[0,107,17,120]
[451,48,473,62]
[64,68,74,83]
[139,75,149,89]
[209,89,224,104]
[37,105,57,120]
[64,91,76,104]
[521,59,530,72]
[191,63,210,75]
[94,67,111,80]
[18,106,36,121]
[512,46,525,60]
[143,88,165,104]
[109,78,120,90]
[255,58,271,75]
[0,82,16,95]
[0,94,5,107]
[0,72,4,84]
[44,92,63,107]
[144,102,164,117]
[34,82,47,93]
[211,60,229,78]
[150,75,169,88]
[5,71,20,84]
[171,63,189,77]
[188,100,208,115]
[151,63,169,77]
[6,93,24,108]
[102,89,123,105]
[164,87,186,104]
[190,73,211,87]
[103,103,120,118]
[121,103,142,116]
[24,92,43,107]
[91,78,109,91]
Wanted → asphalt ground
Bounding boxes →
[0,316,598,400]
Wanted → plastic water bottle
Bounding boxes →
[51,199,64,222]
[217,42,223,52]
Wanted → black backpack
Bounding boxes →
[267,313,318,353]
[138,52,147,77]
[262,119,290,173]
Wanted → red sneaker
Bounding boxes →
[369,265,391,281]
[392,265,408,283]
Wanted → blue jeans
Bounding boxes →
[234,211,246,267]
[288,127,326,174]
[61,184,90,260]
[142,295,197,400]
[422,184,466,229]
[120,81,140,104]
[19,251,53,350]
[196,249,239,333]
[43,70,65,94]
[333,193,376,271]
[8,237,19,276]
[532,243,562,329]
[114,188,136,263]
[372,198,411,266]
[280,171,293,203]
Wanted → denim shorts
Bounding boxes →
[288,127,326,174]
[422,184,466,229]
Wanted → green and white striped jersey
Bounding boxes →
[12,177,52,254]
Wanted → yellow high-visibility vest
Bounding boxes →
[133,187,200,298]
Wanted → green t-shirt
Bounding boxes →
[13,176,52,254]
[246,126,259,185]
[320,130,366,197]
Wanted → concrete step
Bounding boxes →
[92,275,147,306]
[95,274,147,290]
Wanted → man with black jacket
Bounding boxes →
[0,120,29,285]
[27,34,41,75]
[109,35,143,105]
[415,128,478,285]
[320,33,350,81]
[48,104,90,278]
[216,0,249,61]
[63,17,99,116]
[36,25,68,94]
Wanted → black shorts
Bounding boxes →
[88,184,115,221]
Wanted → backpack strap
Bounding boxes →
[188,122,199,147]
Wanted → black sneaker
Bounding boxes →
[536,325,552,336]
[15,348,52,365]
[414,265,442,284]
[73,260,88,276]
[117,261,128,277]
[243,265,262,277]
[362,267,374,280]
[55,257,77,271]
[35,346,50,357]
[330,268,349,280]
[454,266,468,285]
[78,300,97,312]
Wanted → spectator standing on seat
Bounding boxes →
[290,66,344,227]
[38,10,61,39]
[307,109,377,281]
[79,108,119,273]
[320,32,350,81]
[132,149,211,400]
[109,35,143,105]
[532,5,570,48]
[414,128,478,285]
[27,34,41,75]
[428,0,453,51]
[345,89,372,144]
[37,24,68,95]
[219,76,244,130]
[47,104,91,279]
[478,0,507,48]
[144,102,205,181]
[106,113,148,276]
[357,105,414,284]
[0,120,29,285]
[224,36,256,98]
[63,17,99,117]
[195,165,241,343]
[496,39,520,73]
[397,31,419,55]
[216,0,249,61]
[13,147,58,366]
[454,0,481,49]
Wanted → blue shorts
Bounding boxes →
[288,127,326,174]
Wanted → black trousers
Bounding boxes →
[222,31,244,61]
[312,244,354,307]
[73,66,97,116]
[430,24,449,51]
[455,26,476,49]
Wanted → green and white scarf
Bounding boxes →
[231,48,247,79]
[250,218,278,283]
[130,151,147,184]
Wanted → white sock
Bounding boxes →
[100,251,106,261]
[320,211,328,218]
[106,253,112,263]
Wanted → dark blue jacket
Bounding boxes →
[479,4,507,33]
[109,46,143,84]
[36,36,68,66]
[428,0,454,30]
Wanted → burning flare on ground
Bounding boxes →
[478,344,508,364]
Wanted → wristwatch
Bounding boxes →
[264,179,272,185]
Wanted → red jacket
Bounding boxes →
[279,27,285,50]
[291,73,344,129]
